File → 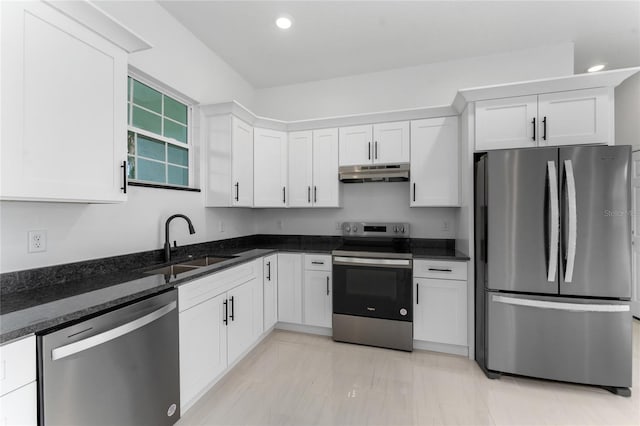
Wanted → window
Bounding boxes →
[127,77,191,187]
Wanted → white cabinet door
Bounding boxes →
[339,125,373,166]
[410,117,459,206]
[277,253,303,324]
[288,131,314,207]
[254,128,288,207]
[0,382,37,426]
[475,95,538,151]
[179,293,227,409]
[414,278,467,346]
[303,270,332,328]
[227,278,262,365]
[263,255,279,329]
[1,1,127,202]
[231,117,254,207]
[373,121,410,164]
[538,88,611,147]
[312,128,340,207]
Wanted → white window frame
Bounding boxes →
[127,67,198,189]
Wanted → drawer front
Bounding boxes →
[0,336,36,397]
[413,259,467,280]
[179,260,261,312]
[304,254,332,271]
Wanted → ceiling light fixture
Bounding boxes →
[276,16,292,30]
[587,64,606,73]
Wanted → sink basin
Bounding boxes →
[180,256,235,267]
[145,264,200,276]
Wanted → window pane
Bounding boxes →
[168,165,188,186]
[168,144,188,166]
[164,97,187,125]
[137,135,165,161]
[133,80,162,113]
[132,106,162,134]
[138,158,166,183]
[164,119,187,143]
[127,131,135,154]
[127,156,135,179]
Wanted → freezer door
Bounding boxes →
[559,145,631,298]
[486,148,559,293]
[487,292,631,388]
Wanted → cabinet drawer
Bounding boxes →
[304,254,332,271]
[179,260,261,312]
[413,259,467,280]
[0,336,36,397]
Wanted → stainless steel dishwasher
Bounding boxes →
[38,289,180,426]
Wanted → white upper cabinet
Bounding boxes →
[205,115,254,207]
[475,87,613,151]
[410,117,459,207]
[373,121,410,164]
[537,88,611,147]
[288,131,314,207]
[288,129,339,207]
[254,128,288,207]
[231,118,254,206]
[339,125,373,166]
[1,1,127,202]
[475,95,538,151]
[339,122,409,166]
[312,129,340,207]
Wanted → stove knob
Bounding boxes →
[400,308,407,316]
[399,226,405,233]
[352,225,358,232]
[344,225,351,232]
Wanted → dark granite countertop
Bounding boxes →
[0,235,468,344]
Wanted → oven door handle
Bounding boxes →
[333,256,412,269]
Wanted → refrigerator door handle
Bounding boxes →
[547,161,559,282]
[492,295,629,312]
[564,159,577,283]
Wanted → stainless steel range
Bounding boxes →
[332,222,413,351]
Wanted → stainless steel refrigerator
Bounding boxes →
[474,145,632,396]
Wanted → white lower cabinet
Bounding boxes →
[263,254,278,330]
[0,335,37,426]
[277,253,303,324]
[413,260,468,349]
[178,260,263,412]
[303,254,332,328]
[0,382,37,426]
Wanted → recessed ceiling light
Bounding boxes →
[587,64,606,73]
[276,16,292,30]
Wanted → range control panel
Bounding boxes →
[341,222,410,238]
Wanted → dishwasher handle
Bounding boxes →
[51,301,177,361]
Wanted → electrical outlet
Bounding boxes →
[28,230,47,253]
[336,222,343,231]
[218,221,224,233]
[442,220,450,233]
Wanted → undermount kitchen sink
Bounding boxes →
[144,255,237,277]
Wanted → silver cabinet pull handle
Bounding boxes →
[547,161,559,282]
[51,301,176,361]
[564,160,577,282]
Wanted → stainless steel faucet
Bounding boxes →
[164,214,196,263]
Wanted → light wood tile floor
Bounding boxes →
[178,320,640,426]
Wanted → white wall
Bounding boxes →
[0,1,257,273]
[253,43,574,121]
[255,183,456,238]
[615,72,640,151]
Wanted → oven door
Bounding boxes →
[332,256,412,321]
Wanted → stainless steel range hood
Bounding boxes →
[339,164,410,183]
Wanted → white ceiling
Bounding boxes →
[159,1,640,89]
